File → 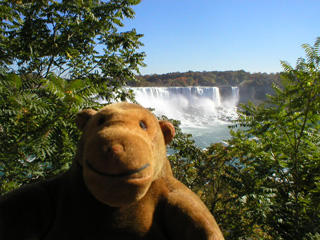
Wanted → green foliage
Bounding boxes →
[166,118,207,190]
[0,0,145,194]
[167,38,320,239]
[1,0,145,81]
[0,71,100,193]
[167,122,272,239]
[224,37,320,239]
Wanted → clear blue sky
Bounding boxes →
[121,0,320,75]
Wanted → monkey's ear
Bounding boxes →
[159,120,175,145]
[76,109,97,131]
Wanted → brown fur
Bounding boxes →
[0,102,224,239]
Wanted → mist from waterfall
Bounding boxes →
[130,86,240,128]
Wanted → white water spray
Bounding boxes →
[129,86,240,127]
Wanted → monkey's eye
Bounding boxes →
[139,121,147,130]
[98,117,106,126]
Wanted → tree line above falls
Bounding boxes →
[127,70,282,87]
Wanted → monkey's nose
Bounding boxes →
[104,144,124,155]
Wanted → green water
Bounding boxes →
[182,124,232,149]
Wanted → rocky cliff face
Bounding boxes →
[220,86,274,104]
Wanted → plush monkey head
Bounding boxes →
[75,102,175,207]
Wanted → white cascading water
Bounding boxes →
[129,86,240,128]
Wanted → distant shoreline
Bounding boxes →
[128,70,282,88]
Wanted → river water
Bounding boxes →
[182,125,232,148]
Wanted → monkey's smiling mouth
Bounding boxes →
[85,159,150,178]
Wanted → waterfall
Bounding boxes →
[228,86,240,107]
[128,86,240,127]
